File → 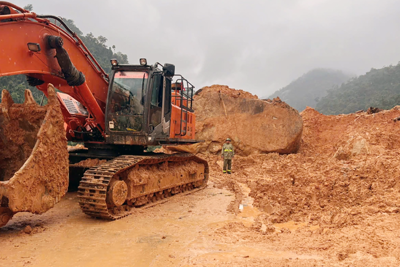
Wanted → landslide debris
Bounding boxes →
[247,107,400,228]
[192,85,303,155]
[203,105,400,264]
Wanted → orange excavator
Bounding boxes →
[0,2,208,227]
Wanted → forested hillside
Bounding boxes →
[0,5,128,103]
[316,63,400,115]
[268,69,352,112]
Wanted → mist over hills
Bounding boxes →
[267,69,353,112]
[316,63,400,115]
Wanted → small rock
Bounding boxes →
[24,225,32,234]
[338,251,348,261]
[264,224,276,234]
[280,227,292,234]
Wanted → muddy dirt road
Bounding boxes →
[2,177,399,266]
[1,181,327,267]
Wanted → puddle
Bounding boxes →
[274,221,320,231]
[235,183,321,232]
[194,244,323,261]
[236,183,261,226]
[274,221,305,231]
[239,206,261,218]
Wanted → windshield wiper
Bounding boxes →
[141,73,146,105]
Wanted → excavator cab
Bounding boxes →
[105,60,196,147]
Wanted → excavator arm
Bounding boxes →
[0,1,110,139]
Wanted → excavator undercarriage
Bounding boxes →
[78,154,208,220]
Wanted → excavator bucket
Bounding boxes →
[0,84,69,227]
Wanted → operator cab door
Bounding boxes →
[106,70,149,143]
[148,72,172,138]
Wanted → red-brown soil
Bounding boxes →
[249,107,400,228]
[2,87,400,266]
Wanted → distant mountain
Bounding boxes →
[316,63,400,115]
[267,69,353,112]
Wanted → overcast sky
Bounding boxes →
[12,0,400,97]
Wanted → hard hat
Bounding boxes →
[226,138,231,141]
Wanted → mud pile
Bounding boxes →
[0,86,68,227]
[248,107,400,227]
[192,85,303,155]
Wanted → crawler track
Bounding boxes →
[78,153,208,220]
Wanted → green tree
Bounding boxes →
[316,63,400,115]
[0,75,45,104]
[23,4,33,11]
[58,17,83,36]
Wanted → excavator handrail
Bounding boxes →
[0,12,35,20]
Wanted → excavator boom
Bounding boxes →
[0,1,108,137]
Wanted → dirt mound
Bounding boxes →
[300,107,400,156]
[248,107,400,227]
[192,85,303,155]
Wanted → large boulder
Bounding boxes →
[193,85,303,155]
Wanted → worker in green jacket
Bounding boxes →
[221,138,235,174]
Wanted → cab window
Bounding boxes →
[108,71,148,132]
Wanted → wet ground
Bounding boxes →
[0,181,327,267]
[1,175,400,266]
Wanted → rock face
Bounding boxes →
[193,85,303,155]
